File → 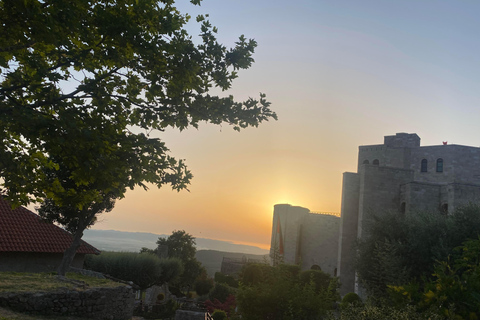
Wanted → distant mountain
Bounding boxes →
[82,229,269,255]
[196,250,269,277]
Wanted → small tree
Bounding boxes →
[194,270,214,297]
[153,230,205,295]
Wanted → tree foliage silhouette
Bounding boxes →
[0,0,276,275]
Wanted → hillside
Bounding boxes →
[196,250,269,277]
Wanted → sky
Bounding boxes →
[90,0,480,250]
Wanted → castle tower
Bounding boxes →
[270,204,309,265]
[338,132,480,296]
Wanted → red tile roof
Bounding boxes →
[0,197,100,255]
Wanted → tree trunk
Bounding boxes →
[57,226,86,276]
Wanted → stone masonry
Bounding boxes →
[270,204,340,275]
[338,133,480,295]
[269,133,480,297]
[0,286,135,320]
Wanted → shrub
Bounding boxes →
[299,269,333,293]
[214,272,239,288]
[209,283,232,303]
[212,309,227,320]
[340,292,362,309]
[194,277,214,296]
[356,204,480,298]
[85,251,182,290]
[236,263,338,320]
[205,294,236,316]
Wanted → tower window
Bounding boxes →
[373,159,379,165]
[441,203,448,215]
[363,160,369,164]
[421,159,428,172]
[400,202,406,214]
[436,158,444,172]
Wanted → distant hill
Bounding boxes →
[196,250,269,277]
[82,229,269,255]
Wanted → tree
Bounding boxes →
[0,0,276,275]
[194,269,214,297]
[155,230,204,294]
[156,230,196,262]
[356,204,480,298]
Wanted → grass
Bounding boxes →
[0,272,134,320]
[0,272,125,293]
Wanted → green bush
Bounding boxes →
[209,283,232,303]
[212,309,228,320]
[340,292,362,309]
[236,263,339,320]
[85,251,182,290]
[214,272,239,288]
[240,263,272,286]
[299,269,333,293]
[194,277,214,296]
[356,204,480,298]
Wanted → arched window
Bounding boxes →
[373,159,379,165]
[311,264,321,271]
[363,160,369,164]
[441,203,448,215]
[436,158,444,172]
[421,159,428,172]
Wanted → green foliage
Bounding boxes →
[356,204,480,297]
[194,270,214,296]
[299,269,332,293]
[390,238,480,319]
[211,309,228,320]
[236,263,339,320]
[156,230,204,294]
[0,0,275,273]
[340,292,362,309]
[209,283,232,304]
[326,304,443,320]
[84,251,183,290]
[240,263,273,286]
[157,230,196,262]
[135,299,180,319]
[214,272,239,288]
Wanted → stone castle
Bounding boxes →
[270,132,480,295]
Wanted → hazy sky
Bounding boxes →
[90,0,480,249]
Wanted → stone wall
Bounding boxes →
[270,204,309,265]
[0,286,134,320]
[338,172,360,296]
[300,213,339,275]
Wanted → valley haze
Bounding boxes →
[83,229,269,255]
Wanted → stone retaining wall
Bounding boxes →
[0,286,134,320]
